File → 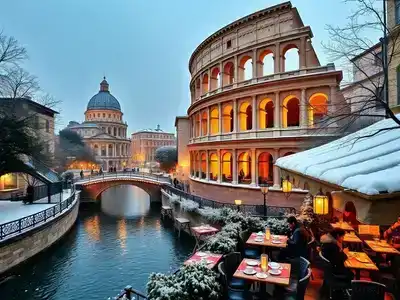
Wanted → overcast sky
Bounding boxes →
[0,0,360,134]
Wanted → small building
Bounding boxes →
[275,115,400,225]
[131,125,176,167]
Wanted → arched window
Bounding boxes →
[283,45,299,72]
[239,56,253,81]
[210,108,219,134]
[209,153,218,181]
[308,93,328,127]
[200,153,206,179]
[282,96,300,127]
[222,104,233,133]
[283,151,295,157]
[113,127,117,136]
[259,99,274,129]
[238,152,251,184]
[101,145,106,156]
[94,144,99,156]
[195,114,200,137]
[223,62,235,85]
[202,73,209,94]
[210,67,221,90]
[116,144,120,156]
[239,102,252,131]
[190,152,195,176]
[260,50,274,76]
[108,127,111,134]
[108,144,113,156]
[221,152,232,183]
[258,152,273,185]
[195,152,200,177]
[195,78,201,99]
[201,111,208,136]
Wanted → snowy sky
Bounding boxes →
[0,0,367,134]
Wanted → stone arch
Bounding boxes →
[201,111,208,136]
[259,49,274,76]
[239,55,253,81]
[210,67,221,90]
[222,104,233,133]
[209,152,218,181]
[258,152,273,185]
[237,151,251,184]
[282,95,300,128]
[282,44,299,72]
[221,152,232,183]
[210,107,219,134]
[239,101,252,131]
[195,114,200,137]
[223,61,235,85]
[282,151,296,157]
[200,152,206,179]
[202,73,209,94]
[195,152,200,177]
[259,98,274,129]
[308,93,328,127]
[108,144,113,156]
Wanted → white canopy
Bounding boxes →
[275,115,400,195]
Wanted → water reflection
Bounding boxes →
[117,218,127,251]
[101,185,150,217]
[84,214,100,241]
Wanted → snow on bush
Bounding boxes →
[197,207,225,223]
[202,231,237,254]
[169,194,180,204]
[180,198,199,212]
[264,218,290,235]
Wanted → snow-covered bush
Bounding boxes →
[264,218,290,235]
[169,194,181,204]
[197,207,224,224]
[203,232,237,254]
[242,215,265,233]
[296,194,315,227]
[147,273,183,300]
[221,222,242,239]
[180,199,199,212]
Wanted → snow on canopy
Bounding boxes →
[275,114,400,195]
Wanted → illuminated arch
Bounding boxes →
[202,73,209,94]
[238,152,251,184]
[239,101,252,131]
[190,152,195,176]
[239,55,253,81]
[201,111,208,136]
[222,104,233,133]
[195,114,200,137]
[210,67,221,90]
[195,152,200,177]
[221,152,232,183]
[259,98,274,129]
[259,49,274,76]
[308,93,328,127]
[282,95,300,128]
[209,153,218,181]
[210,107,219,134]
[200,152,206,179]
[282,44,299,72]
[223,62,235,85]
[258,152,273,185]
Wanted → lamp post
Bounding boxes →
[282,176,292,200]
[234,199,242,212]
[260,185,269,217]
[313,189,329,215]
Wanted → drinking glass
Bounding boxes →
[261,254,268,272]
[265,227,271,240]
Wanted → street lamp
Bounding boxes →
[282,176,292,200]
[234,199,242,212]
[313,189,329,215]
[260,185,269,216]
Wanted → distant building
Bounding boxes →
[66,77,130,171]
[131,125,175,167]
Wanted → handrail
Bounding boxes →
[74,171,172,185]
[0,190,76,240]
[115,285,147,300]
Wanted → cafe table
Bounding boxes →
[184,251,223,269]
[343,233,363,251]
[330,222,355,232]
[344,251,378,279]
[364,240,400,255]
[246,233,288,254]
[191,225,219,250]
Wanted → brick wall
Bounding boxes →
[0,194,79,275]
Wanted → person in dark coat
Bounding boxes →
[80,170,84,179]
[320,228,354,281]
[286,216,309,259]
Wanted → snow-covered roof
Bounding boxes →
[275,114,400,196]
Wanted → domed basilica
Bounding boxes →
[67,77,130,171]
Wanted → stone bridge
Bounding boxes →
[75,174,170,202]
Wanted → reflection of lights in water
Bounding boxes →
[155,219,161,231]
[139,216,145,227]
[84,215,100,241]
[117,219,127,251]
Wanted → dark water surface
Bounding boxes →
[0,185,194,300]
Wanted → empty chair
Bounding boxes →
[223,252,247,289]
[238,230,260,259]
[350,280,386,300]
[218,262,250,300]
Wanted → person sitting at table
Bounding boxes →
[384,216,400,250]
[321,228,354,281]
[283,216,309,260]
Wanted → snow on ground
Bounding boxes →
[275,115,400,195]
[0,189,73,225]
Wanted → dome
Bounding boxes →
[87,77,121,111]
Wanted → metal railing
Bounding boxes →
[0,191,76,240]
[115,285,147,300]
[74,171,172,185]
[163,185,296,217]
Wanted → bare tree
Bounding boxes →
[318,0,400,136]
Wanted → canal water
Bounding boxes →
[0,185,194,300]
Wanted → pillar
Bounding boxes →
[252,96,257,130]
[300,37,306,68]
[252,49,257,78]
[219,62,223,87]
[217,149,221,183]
[329,85,336,115]
[274,43,280,73]
[251,148,256,185]
[198,152,201,178]
[206,150,209,180]
[274,92,280,128]
[280,54,285,73]
[207,69,211,93]
[207,107,210,136]
[218,102,222,134]
[273,149,280,188]
[234,55,238,85]
[200,75,203,96]
[232,149,237,184]
[300,88,308,127]
[233,99,238,132]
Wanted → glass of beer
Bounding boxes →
[265,227,271,240]
[261,254,268,272]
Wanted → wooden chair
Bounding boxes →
[349,280,386,300]
[223,252,247,290]
[218,262,250,300]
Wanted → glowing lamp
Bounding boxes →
[282,177,292,200]
[234,199,242,206]
[260,185,269,195]
[313,190,329,215]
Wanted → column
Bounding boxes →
[217,149,222,183]
[218,102,222,134]
[280,54,285,73]
[234,55,238,85]
[232,149,237,184]
[300,37,306,68]
[274,43,280,73]
[207,107,210,136]
[273,149,280,188]
[233,99,238,132]
[198,152,201,178]
[251,148,256,185]
[252,95,257,130]
[300,88,308,127]
[206,150,209,180]
[207,69,211,93]
[200,75,203,96]
[329,85,336,116]
[274,92,280,128]
[252,49,257,78]
[219,62,223,87]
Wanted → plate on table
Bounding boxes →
[197,252,208,257]
[268,262,281,270]
[271,239,282,244]
[256,272,268,279]
[268,269,282,276]
[254,238,264,242]
[246,260,259,266]
[256,232,264,236]
[243,268,257,275]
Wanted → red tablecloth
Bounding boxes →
[184,252,223,269]
[191,226,219,235]
[236,259,290,278]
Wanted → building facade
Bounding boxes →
[131,125,175,167]
[176,2,346,206]
[67,78,130,171]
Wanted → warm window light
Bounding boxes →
[282,177,292,199]
[313,189,329,215]
[234,199,242,206]
[260,185,269,195]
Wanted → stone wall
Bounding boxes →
[0,193,80,275]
